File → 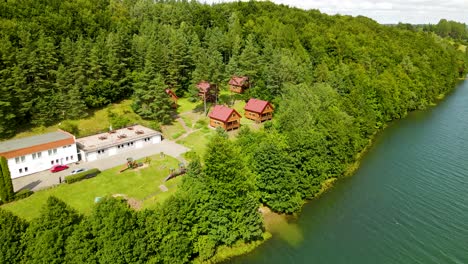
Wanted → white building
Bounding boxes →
[0,131,78,178]
[76,125,162,162]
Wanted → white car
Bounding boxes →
[71,168,87,175]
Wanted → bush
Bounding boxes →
[14,189,33,201]
[59,121,79,136]
[65,168,101,184]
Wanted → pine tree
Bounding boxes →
[132,70,173,124]
[21,196,82,264]
[0,156,14,202]
[0,209,29,264]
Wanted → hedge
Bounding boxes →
[65,168,101,184]
[14,189,34,201]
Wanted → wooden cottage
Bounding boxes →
[165,89,178,108]
[196,81,217,102]
[208,105,241,131]
[244,98,274,122]
[228,76,249,94]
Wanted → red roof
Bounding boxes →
[228,76,249,87]
[165,89,178,99]
[209,105,240,122]
[196,81,211,93]
[244,98,273,114]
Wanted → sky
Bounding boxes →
[202,0,468,24]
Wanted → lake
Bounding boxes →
[231,80,468,263]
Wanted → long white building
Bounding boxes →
[76,125,162,162]
[0,131,78,178]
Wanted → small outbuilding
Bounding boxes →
[208,105,241,131]
[165,89,178,108]
[228,76,249,94]
[244,98,274,123]
[196,81,217,102]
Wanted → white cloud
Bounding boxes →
[202,0,468,24]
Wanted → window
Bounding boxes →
[66,157,69,161]
[53,149,57,154]
[48,150,52,155]
[56,159,59,163]
[70,155,73,160]
[19,168,22,173]
[32,152,42,160]
[25,167,28,172]
[15,156,25,164]
[51,160,54,165]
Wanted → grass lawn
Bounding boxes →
[161,120,186,140]
[177,97,204,114]
[10,100,151,140]
[1,155,181,221]
[177,128,215,158]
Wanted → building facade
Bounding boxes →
[208,105,241,131]
[228,76,249,94]
[0,131,78,178]
[76,125,162,162]
[244,98,274,123]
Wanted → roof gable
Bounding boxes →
[196,81,212,93]
[208,105,240,122]
[165,89,178,99]
[244,98,273,113]
[228,76,249,87]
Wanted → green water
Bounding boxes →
[232,80,468,264]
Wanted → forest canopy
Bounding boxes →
[1,0,467,263]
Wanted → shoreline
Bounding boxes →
[212,89,454,263]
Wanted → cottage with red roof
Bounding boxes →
[244,98,274,123]
[229,76,249,93]
[196,81,217,102]
[165,89,178,108]
[208,105,241,131]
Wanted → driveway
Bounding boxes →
[12,140,189,192]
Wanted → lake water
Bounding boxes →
[231,80,468,263]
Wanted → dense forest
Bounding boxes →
[397,19,468,43]
[1,0,467,263]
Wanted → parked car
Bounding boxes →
[71,168,87,175]
[50,164,69,173]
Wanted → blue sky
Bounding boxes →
[202,0,468,24]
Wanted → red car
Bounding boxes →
[50,164,69,173]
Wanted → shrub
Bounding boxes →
[59,121,79,136]
[14,189,33,201]
[65,168,101,184]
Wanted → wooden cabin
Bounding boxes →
[165,89,178,108]
[229,76,249,94]
[196,81,217,102]
[208,105,241,131]
[244,98,274,123]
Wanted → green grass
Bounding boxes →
[161,120,186,140]
[177,129,214,157]
[177,97,204,114]
[1,155,180,220]
[10,100,150,140]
